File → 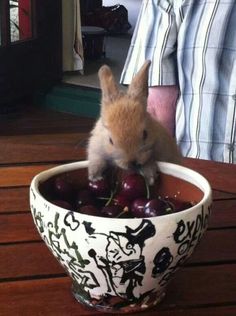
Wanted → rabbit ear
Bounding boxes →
[127,60,151,101]
[98,65,119,105]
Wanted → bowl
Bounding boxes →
[30,161,212,313]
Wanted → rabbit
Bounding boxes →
[87,60,182,185]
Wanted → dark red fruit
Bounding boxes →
[113,193,131,209]
[131,198,149,218]
[75,189,95,208]
[144,199,166,217]
[54,176,74,200]
[88,178,110,197]
[52,200,72,210]
[79,205,99,216]
[101,205,123,217]
[166,197,193,212]
[120,173,147,200]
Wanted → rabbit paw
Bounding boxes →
[141,162,159,186]
[88,159,106,181]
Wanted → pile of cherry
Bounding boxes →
[41,170,193,218]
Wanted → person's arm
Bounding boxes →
[147,85,179,137]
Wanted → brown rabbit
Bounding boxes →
[87,60,182,185]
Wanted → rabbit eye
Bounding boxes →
[109,137,114,145]
[143,130,148,141]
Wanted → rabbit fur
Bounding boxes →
[87,60,182,185]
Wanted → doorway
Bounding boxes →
[0,0,62,107]
[63,0,142,89]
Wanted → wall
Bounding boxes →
[103,0,142,32]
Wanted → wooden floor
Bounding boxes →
[1,106,236,316]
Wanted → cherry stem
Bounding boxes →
[116,206,129,218]
[165,200,175,213]
[105,181,118,206]
[139,169,150,199]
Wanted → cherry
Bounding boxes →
[131,198,149,218]
[51,200,72,210]
[144,199,166,217]
[88,178,110,197]
[113,193,131,209]
[101,205,123,217]
[165,197,193,212]
[75,189,95,208]
[120,173,147,200]
[79,205,99,216]
[53,176,74,201]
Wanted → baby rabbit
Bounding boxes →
[87,60,181,185]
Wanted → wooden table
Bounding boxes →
[0,109,236,315]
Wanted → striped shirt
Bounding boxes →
[120,0,236,163]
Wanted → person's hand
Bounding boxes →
[147,86,179,137]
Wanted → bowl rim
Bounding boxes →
[30,160,212,219]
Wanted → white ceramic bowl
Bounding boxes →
[30,161,212,313]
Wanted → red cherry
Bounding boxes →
[120,173,147,200]
[165,197,193,212]
[75,189,95,208]
[79,205,100,216]
[144,199,166,217]
[88,178,110,197]
[131,198,149,218]
[54,176,74,201]
[113,193,131,209]
[52,200,72,210]
[101,205,123,217]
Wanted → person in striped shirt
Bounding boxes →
[120,0,236,163]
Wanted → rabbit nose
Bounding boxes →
[129,160,142,170]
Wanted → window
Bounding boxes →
[9,0,33,43]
